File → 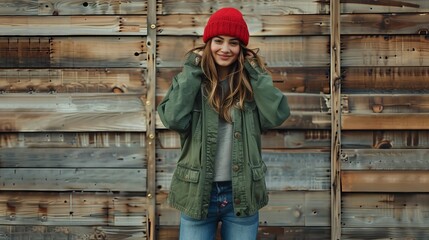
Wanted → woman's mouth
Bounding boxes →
[218,54,230,60]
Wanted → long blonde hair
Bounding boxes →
[190,40,266,122]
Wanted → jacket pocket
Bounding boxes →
[174,165,200,183]
[251,162,267,181]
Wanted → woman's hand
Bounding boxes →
[246,51,255,59]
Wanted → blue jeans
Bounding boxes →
[179,181,259,240]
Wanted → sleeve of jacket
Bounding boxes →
[244,58,291,131]
[157,52,203,132]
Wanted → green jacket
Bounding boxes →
[157,52,290,219]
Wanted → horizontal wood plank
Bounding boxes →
[0,132,146,148]
[342,67,429,93]
[157,36,330,68]
[0,37,146,68]
[342,130,429,148]
[160,0,330,15]
[341,35,429,67]
[0,148,146,168]
[0,225,147,239]
[341,0,429,13]
[0,68,145,94]
[0,16,147,36]
[342,114,429,130]
[342,193,429,228]
[0,0,147,16]
[344,94,429,114]
[342,170,429,192]
[158,14,330,36]
[0,94,146,132]
[40,0,147,16]
[341,13,429,35]
[342,149,429,170]
[0,168,146,191]
[342,227,429,239]
[0,1,39,15]
[0,192,147,226]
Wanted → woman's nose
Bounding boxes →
[220,43,230,52]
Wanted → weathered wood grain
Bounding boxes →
[160,0,330,15]
[342,113,429,130]
[157,36,330,68]
[344,94,429,114]
[0,37,146,68]
[0,1,39,15]
[0,192,147,226]
[342,149,429,170]
[0,68,145,94]
[146,1,158,239]
[341,13,429,34]
[157,149,330,191]
[0,94,145,132]
[0,0,147,16]
[342,193,429,229]
[341,0,429,13]
[341,35,429,67]
[342,170,429,192]
[157,191,330,226]
[0,148,146,168]
[0,225,147,240]
[0,16,147,36]
[342,130,429,148]
[342,67,429,93]
[343,228,429,240]
[330,1,342,238]
[261,191,330,227]
[0,132,146,148]
[158,14,330,36]
[38,0,147,16]
[0,168,147,191]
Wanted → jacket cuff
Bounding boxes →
[185,52,202,67]
[244,58,264,77]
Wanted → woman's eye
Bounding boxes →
[214,39,223,44]
[230,41,239,46]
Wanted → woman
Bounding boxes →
[157,7,290,240]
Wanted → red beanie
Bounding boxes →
[203,8,249,46]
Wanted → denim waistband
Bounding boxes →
[213,181,231,187]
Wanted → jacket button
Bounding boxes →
[232,165,239,172]
[234,132,241,139]
[234,198,241,204]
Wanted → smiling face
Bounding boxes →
[210,35,241,78]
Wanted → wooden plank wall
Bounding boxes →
[0,0,428,240]
[340,0,429,239]
[0,0,149,239]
